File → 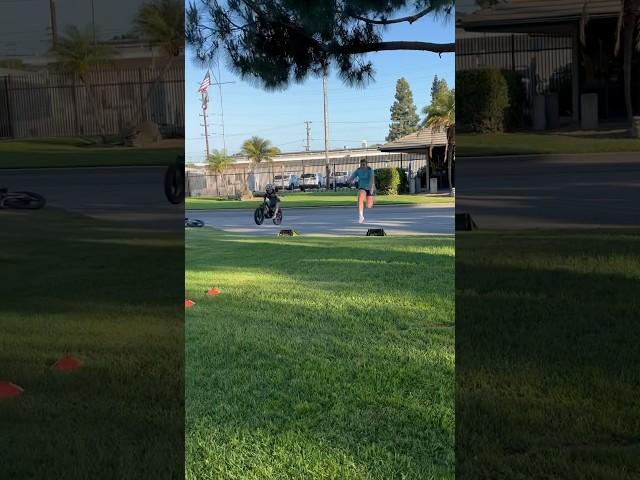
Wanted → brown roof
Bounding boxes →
[378,127,450,153]
[462,0,620,30]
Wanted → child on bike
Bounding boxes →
[264,184,280,217]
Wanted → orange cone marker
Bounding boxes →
[0,382,23,399]
[207,288,221,297]
[51,355,82,371]
[185,299,196,308]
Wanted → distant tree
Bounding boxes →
[424,87,455,194]
[207,149,233,196]
[186,0,454,90]
[430,75,449,102]
[50,26,116,142]
[241,136,280,190]
[241,136,280,166]
[386,78,420,142]
[131,0,184,127]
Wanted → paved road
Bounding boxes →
[457,152,640,229]
[189,204,454,236]
[1,166,183,230]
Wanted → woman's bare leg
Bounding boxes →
[358,190,366,222]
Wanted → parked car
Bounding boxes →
[329,171,350,188]
[299,172,324,191]
[273,174,299,191]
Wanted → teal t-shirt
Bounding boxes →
[352,167,374,189]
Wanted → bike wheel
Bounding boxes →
[254,207,265,225]
[164,161,185,204]
[1,191,46,209]
[185,218,204,228]
[273,210,282,225]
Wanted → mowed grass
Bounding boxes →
[186,230,455,479]
[457,132,640,157]
[0,209,183,479]
[0,137,182,168]
[456,230,640,478]
[187,191,452,210]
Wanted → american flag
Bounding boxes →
[198,71,211,93]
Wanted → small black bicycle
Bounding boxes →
[254,200,283,225]
[0,188,46,209]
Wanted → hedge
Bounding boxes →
[374,168,401,195]
[457,68,509,133]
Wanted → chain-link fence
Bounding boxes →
[187,153,431,197]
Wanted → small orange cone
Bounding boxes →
[0,382,23,399]
[51,355,82,371]
[207,288,221,297]
[185,299,196,308]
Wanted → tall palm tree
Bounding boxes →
[207,149,233,196]
[131,0,184,127]
[425,88,455,195]
[50,25,116,142]
[241,136,280,191]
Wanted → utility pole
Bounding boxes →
[91,0,97,48]
[199,90,210,158]
[304,121,312,152]
[322,76,330,188]
[49,0,58,46]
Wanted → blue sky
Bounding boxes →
[185,7,455,161]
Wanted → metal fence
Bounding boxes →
[0,66,184,138]
[456,33,574,120]
[187,152,432,197]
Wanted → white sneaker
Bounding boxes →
[358,215,365,224]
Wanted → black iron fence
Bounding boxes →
[187,153,433,197]
[0,66,184,139]
[457,33,574,120]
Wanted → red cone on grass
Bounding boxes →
[185,299,196,308]
[51,355,82,371]
[0,382,24,399]
[207,288,221,297]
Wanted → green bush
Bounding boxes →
[457,68,509,133]
[374,168,401,195]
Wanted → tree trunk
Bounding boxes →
[622,14,635,123]
[447,125,454,195]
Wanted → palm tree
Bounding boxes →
[241,136,280,191]
[131,0,184,127]
[424,88,455,195]
[207,150,233,196]
[50,25,116,142]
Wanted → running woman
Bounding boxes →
[349,159,375,223]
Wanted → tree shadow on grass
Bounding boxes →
[0,209,184,479]
[456,231,640,479]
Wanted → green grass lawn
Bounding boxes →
[0,137,182,168]
[186,230,455,479]
[457,132,640,157]
[187,191,453,210]
[0,209,183,478]
[456,230,640,478]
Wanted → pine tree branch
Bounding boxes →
[332,41,454,55]
[349,7,435,25]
